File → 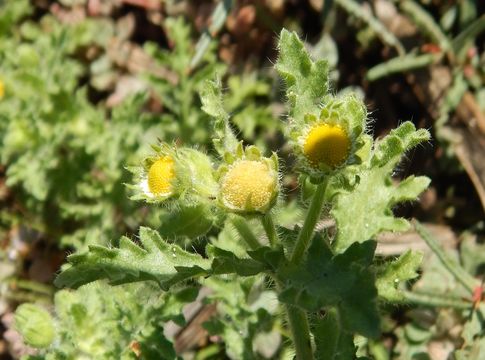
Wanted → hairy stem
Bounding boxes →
[231,215,261,250]
[261,213,278,247]
[286,305,314,360]
[274,277,313,359]
[291,181,326,264]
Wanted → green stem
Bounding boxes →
[285,305,314,359]
[273,278,313,359]
[291,181,327,264]
[400,290,472,310]
[231,215,261,250]
[261,213,278,247]
[9,279,54,296]
[415,221,478,294]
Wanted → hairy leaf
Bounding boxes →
[208,245,266,276]
[158,204,216,239]
[277,235,380,338]
[313,309,357,360]
[332,121,430,253]
[203,276,278,360]
[29,283,183,359]
[15,304,55,349]
[55,227,210,290]
[200,79,238,155]
[207,244,284,276]
[455,304,485,359]
[275,29,329,124]
[376,250,423,301]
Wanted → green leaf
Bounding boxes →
[277,235,380,338]
[401,0,450,52]
[202,276,278,360]
[455,304,485,359]
[313,309,357,360]
[157,287,200,326]
[366,54,437,82]
[332,121,431,253]
[158,204,215,239]
[452,14,485,59]
[200,79,238,155]
[376,250,423,301]
[275,29,329,124]
[55,227,210,290]
[43,283,182,359]
[247,246,286,272]
[15,304,55,349]
[207,244,284,277]
[336,0,405,55]
[0,0,32,34]
[208,245,266,276]
[190,0,234,69]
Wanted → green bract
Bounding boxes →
[295,95,368,179]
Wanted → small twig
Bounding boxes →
[336,0,405,56]
[415,221,478,294]
[401,290,472,310]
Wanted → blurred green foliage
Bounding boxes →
[0,4,276,250]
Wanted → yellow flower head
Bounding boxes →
[0,80,4,100]
[147,156,175,196]
[221,160,277,213]
[290,94,368,179]
[303,124,351,169]
[129,144,218,205]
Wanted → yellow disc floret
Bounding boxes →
[221,160,277,212]
[147,156,175,195]
[0,80,4,100]
[303,124,351,169]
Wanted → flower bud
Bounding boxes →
[218,144,279,214]
[128,143,218,206]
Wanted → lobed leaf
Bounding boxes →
[275,29,329,123]
[277,234,380,338]
[200,79,238,155]
[454,303,485,359]
[313,309,357,360]
[332,121,431,253]
[376,250,423,301]
[207,245,266,276]
[55,227,210,290]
